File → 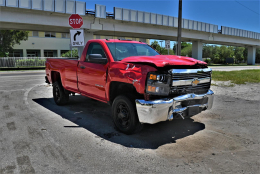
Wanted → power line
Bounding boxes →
[235,0,259,15]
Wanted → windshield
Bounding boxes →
[106,43,160,61]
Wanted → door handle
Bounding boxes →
[80,66,85,69]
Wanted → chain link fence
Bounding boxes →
[0,57,50,68]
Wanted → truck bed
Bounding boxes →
[45,58,79,93]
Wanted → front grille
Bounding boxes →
[171,71,211,95]
[171,83,210,94]
[172,72,211,80]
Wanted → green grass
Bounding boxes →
[208,63,260,66]
[212,70,260,84]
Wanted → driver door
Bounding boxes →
[77,42,108,101]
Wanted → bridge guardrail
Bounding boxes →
[0,0,86,16]
[221,26,260,40]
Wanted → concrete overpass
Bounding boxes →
[1,0,259,64]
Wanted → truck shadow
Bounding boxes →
[33,95,205,149]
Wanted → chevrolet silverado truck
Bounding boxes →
[45,39,214,134]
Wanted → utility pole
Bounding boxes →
[177,0,182,56]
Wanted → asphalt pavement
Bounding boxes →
[0,71,259,173]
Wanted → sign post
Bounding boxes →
[165,40,170,55]
[69,44,72,57]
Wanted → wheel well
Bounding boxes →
[51,71,61,84]
[109,82,140,105]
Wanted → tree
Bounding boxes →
[243,48,248,63]
[61,50,78,58]
[0,30,29,57]
[173,42,190,54]
[203,45,212,58]
[180,42,189,49]
[256,48,260,63]
[218,45,234,63]
[212,46,220,61]
[150,41,175,55]
[181,43,192,57]
[151,40,160,50]
[234,47,245,63]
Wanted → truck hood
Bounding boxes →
[121,55,207,67]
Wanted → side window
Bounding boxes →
[86,43,107,62]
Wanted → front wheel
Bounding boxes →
[53,81,69,105]
[112,95,143,134]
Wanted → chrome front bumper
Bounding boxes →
[135,90,214,124]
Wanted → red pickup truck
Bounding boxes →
[45,39,214,134]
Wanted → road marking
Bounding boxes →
[23,83,46,107]
[23,83,62,147]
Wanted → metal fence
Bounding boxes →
[0,57,48,68]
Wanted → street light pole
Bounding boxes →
[159,40,163,47]
[177,0,182,56]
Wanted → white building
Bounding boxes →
[10,31,150,57]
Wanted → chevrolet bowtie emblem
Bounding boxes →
[191,78,200,86]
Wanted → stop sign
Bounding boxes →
[69,14,83,29]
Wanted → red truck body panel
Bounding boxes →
[46,59,79,93]
[77,61,108,101]
[108,62,157,95]
[121,55,207,67]
[46,39,207,104]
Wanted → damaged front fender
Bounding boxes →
[107,62,157,94]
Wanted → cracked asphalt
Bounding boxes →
[0,71,259,173]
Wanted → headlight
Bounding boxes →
[146,72,171,96]
[149,73,167,82]
[149,74,161,81]
[147,85,169,94]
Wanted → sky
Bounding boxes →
[77,0,260,47]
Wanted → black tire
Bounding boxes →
[112,95,143,134]
[53,81,69,106]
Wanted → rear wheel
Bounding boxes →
[53,81,69,105]
[112,95,143,134]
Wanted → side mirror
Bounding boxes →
[89,54,108,64]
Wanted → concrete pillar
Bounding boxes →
[247,46,256,65]
[23,49,27,57]
[40,49,44,57]
[77,30,94,58]
[57,50,61,57]
[192,41,203,60]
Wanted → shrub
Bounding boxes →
[213,57,221,64]
[15,58,46,67]
[205,58,211,64]
[61,50,78,58]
